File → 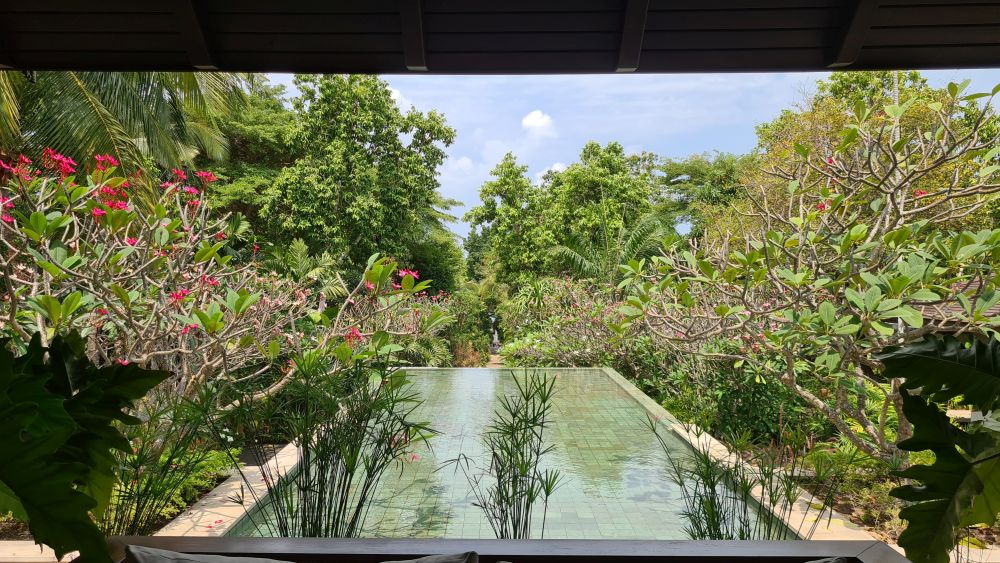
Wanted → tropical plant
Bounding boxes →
[549,210,669,286]
[0,153,444,403]
[266,237,348,305]
[878,334,1000,563]
[652,423,846,540]
[621,80,1000,463]
[0,332,169,563]
[221,334,434,537]
[0,71,246,171]
[0,152,308,397]
[95,388,222,537]
[448,371,562,539]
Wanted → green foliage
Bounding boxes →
[448,371,562,539]
[95,390,226,537]
[879,335,1000,563]
[0,333,169,563]
[252,75,456,273]
[658,349,833,446]
[266,238,347,300]
[543,141,659,248]
[409,228,465,294]
[438,282,493,366]
[1,71,246,171]
[622,80,1000,464]
[0,157,307,395]
[816,70,929,107]
[548,210,669,286]
[464,153,554,286]
[653,424,842,540]
[657,152,748,238]
[224,335,434,537]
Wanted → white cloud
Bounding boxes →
[389,87,412,110]
[453,156,474,171]
[534,161,566,184]
[521,110,556,137]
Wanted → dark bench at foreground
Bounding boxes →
[107,538,909,563]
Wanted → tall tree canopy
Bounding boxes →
[657,152,747,238]
[542,141,658,247]
[464,153,554,286]
[211,75,460,279]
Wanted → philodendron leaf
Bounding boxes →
[0,332,170,563]
[890,394,1000,563]
[879,334,1000,413]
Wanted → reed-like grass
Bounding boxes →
[651,421,847,540]
[222,348,434,537]
[447,370,562,539]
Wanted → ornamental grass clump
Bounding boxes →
[448,370,562,539]
[651,421,846,540]
[221,333,434,538]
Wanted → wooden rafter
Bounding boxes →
[400,0,428,71]
[828,0,880,69]
[616,0,650,72]
[173,0,216,70]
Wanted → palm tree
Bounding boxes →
[266,238,348,308]
[549,211,672,287]
[0,71,246,169]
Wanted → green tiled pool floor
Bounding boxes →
[232,367,694,539]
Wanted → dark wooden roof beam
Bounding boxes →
[617,0,650,72]
[400,0,428,71]
[828,0,879,68]
[173,0,216,70]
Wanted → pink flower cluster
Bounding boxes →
[41,148,77,177]
[180,323,199,336]
[195,170,218,183]
[344,326,364,345]
[0,154,36,182]
[169,288,191,303]
[94,154,119,171]
[200,274,220,287]
[399,269,420,279]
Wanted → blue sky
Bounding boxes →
[268,70,1000,238]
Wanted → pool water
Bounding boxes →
[228,367,697,539]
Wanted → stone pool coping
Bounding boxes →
[156,441,301,538]
[594,367,875,543]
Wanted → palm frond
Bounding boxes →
[549,236,600,280]
[0,71,24,152]
[621,212,668,263]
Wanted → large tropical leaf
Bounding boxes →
[879,334,1000,563]
[880,334,1000,412]
[890,395,999,563]
[0,333,170,563]
[549,235,600,280]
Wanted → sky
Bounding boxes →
[268,69,1000,239]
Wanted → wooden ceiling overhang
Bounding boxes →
[1,1,998,73]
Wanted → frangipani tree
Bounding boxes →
[0,152,448,403]
[620,81,1000,562]
[623,80,1000,455]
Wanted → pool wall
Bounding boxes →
[159,367,874,542]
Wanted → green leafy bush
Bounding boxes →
[0,332,169,563]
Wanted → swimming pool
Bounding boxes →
[226,367,705,539]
